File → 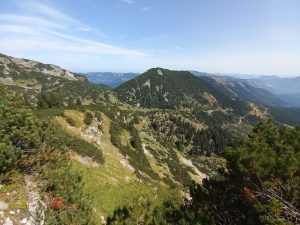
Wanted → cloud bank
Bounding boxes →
[0,1,148,57]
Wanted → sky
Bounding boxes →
[0,0,299,76]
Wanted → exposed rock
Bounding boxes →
[25,175,44,225]
[120,159,135,172]
[180,157,207,181]
[157,69,163,75]
[0,202,8,210]
[21,218,28,224]
[100,215,106,224]
[4,217,13,225]
[72,152,99,168]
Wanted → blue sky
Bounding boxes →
[0,0,299,76]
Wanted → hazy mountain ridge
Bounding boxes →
[83,72,139,88]
[247,76,300,107]
[246,75,300,94]
[196,75,288,107]
[223,74,300,106]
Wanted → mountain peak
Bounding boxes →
[115,68,251,118]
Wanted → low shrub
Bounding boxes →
[83,111,93,125]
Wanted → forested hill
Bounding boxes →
[116,68,250,112]
[115,68,265,126]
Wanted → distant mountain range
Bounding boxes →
[191,73,287,107]
[83,72,139,88]
[245,76,300,94]
[223,75,300,107]
[244,76,300,107]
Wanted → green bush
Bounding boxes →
[109,122,159,180]
[40,146,96,225]
[0,86,42,180]
[45,126,104,163]
[37,92,62,109]
[173,121,300,225]
[83,111,93,125]
[0,143,22,180]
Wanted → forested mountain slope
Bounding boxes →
[116,68,266,129]
[116,68,254,116]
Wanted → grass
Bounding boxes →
[64,109,84,127]
[120,129,131,146]
[14,79,37,85]
[38,107,195,223]
[72,160,180,221]
[57,109,182,222]
[0,173,28,212]
[142,136,194,186]
[53,114,104,163]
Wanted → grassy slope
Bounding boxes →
[55,109,181,221]
[33,102,223,223]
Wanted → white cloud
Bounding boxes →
[122,0,134,4]
[0,14,62,29]
[0,1,149,57]
[141,6,151,11]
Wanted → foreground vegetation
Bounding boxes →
[108,120,300,224]
[0,61,300,225]
[0,86,96,224]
